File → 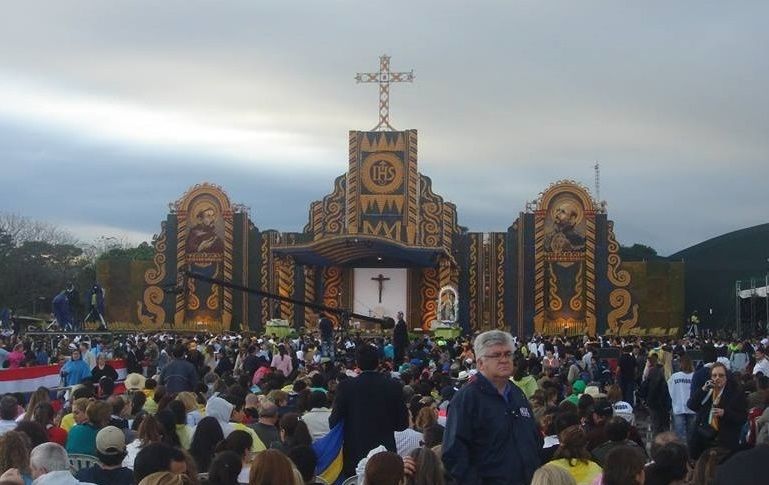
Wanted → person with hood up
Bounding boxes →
[61,349,91,388]
[564,380,587,406]
[205,396,235,437]
[203,396,264,452]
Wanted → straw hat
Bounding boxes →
[124,373,146,391]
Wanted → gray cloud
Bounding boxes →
[0,1,767,256]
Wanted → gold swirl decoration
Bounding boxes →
[533,214,545,333]
[570,263,583,312]
[607,288,639,333]
[222,212,234,328]
[278,257,295,322]
[174,211,188,325]
[468,234,479,331]
[322,267,342,327]
[206,283,220,310]
[606,221,638,332]
[495,234,506,330]
[136,286,166,326]
[260,235,271,324]
[304,267,316,329]
[139,222,168,326]
[585,216,597,335]
[187,278,200,311]
[418,178,443,247]
[607,254,631,286]
[144,225,168,285]
[421,268,439,330]
[324,176,346,235]
[548,263,563,311]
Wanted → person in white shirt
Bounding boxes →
[668,354,696,441]
[606,384,635,425]
[301,391,331,441]
[753,347,769,377]
[80,342,97,370]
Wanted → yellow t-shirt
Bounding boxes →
[549,458,603,485]
[60,413,75,432]
[232,422,266,452]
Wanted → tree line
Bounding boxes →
[0,212,152,317]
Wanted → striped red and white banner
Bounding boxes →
[0,359,127,394]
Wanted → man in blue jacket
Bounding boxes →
[159,345,199,393]
[442,330,542,485]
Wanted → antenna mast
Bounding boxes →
[594,162,601,202]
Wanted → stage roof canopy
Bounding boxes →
[272,235,450,267]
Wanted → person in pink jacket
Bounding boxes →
[271,344,293,377]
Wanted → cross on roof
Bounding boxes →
[355,54,414,131]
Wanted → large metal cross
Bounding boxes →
[371,273,391,304]
[356,54,414,131]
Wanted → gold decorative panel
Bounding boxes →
[534,181,598,336]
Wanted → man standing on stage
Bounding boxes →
[84,283,107,330]
[393,311,409,366]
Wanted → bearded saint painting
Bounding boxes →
[185,199,225,316]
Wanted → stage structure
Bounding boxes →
[123,55,649,336]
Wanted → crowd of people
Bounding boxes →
[0,320,767,485]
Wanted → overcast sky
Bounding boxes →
[1,1,767,256]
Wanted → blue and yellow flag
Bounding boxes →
[313,422,344,484]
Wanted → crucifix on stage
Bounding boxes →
[371,273,391,304]
[356,54,414,131]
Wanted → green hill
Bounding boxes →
[668,223,769,330]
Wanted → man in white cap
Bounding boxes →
[74,426,133,485]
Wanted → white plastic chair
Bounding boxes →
[68,454,99,473]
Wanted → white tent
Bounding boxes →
[739,285,768,299]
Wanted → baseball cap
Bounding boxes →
[96,426,126,454]
[584,386,607,399]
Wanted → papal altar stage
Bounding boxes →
[101,56,683,337]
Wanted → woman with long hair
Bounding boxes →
[405,447,444,485]
[248,449,302,485]
[0,431,33,485]
[31,402,67,446]
[271,413,312,452]
[18,387,49,422]
[549,425,602,485]
[206,450,242,485]
[189,416,225,473]
[155,409,182,448]
[215,430,253,484]
[177,392,203,426]
[125,414,165,469]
